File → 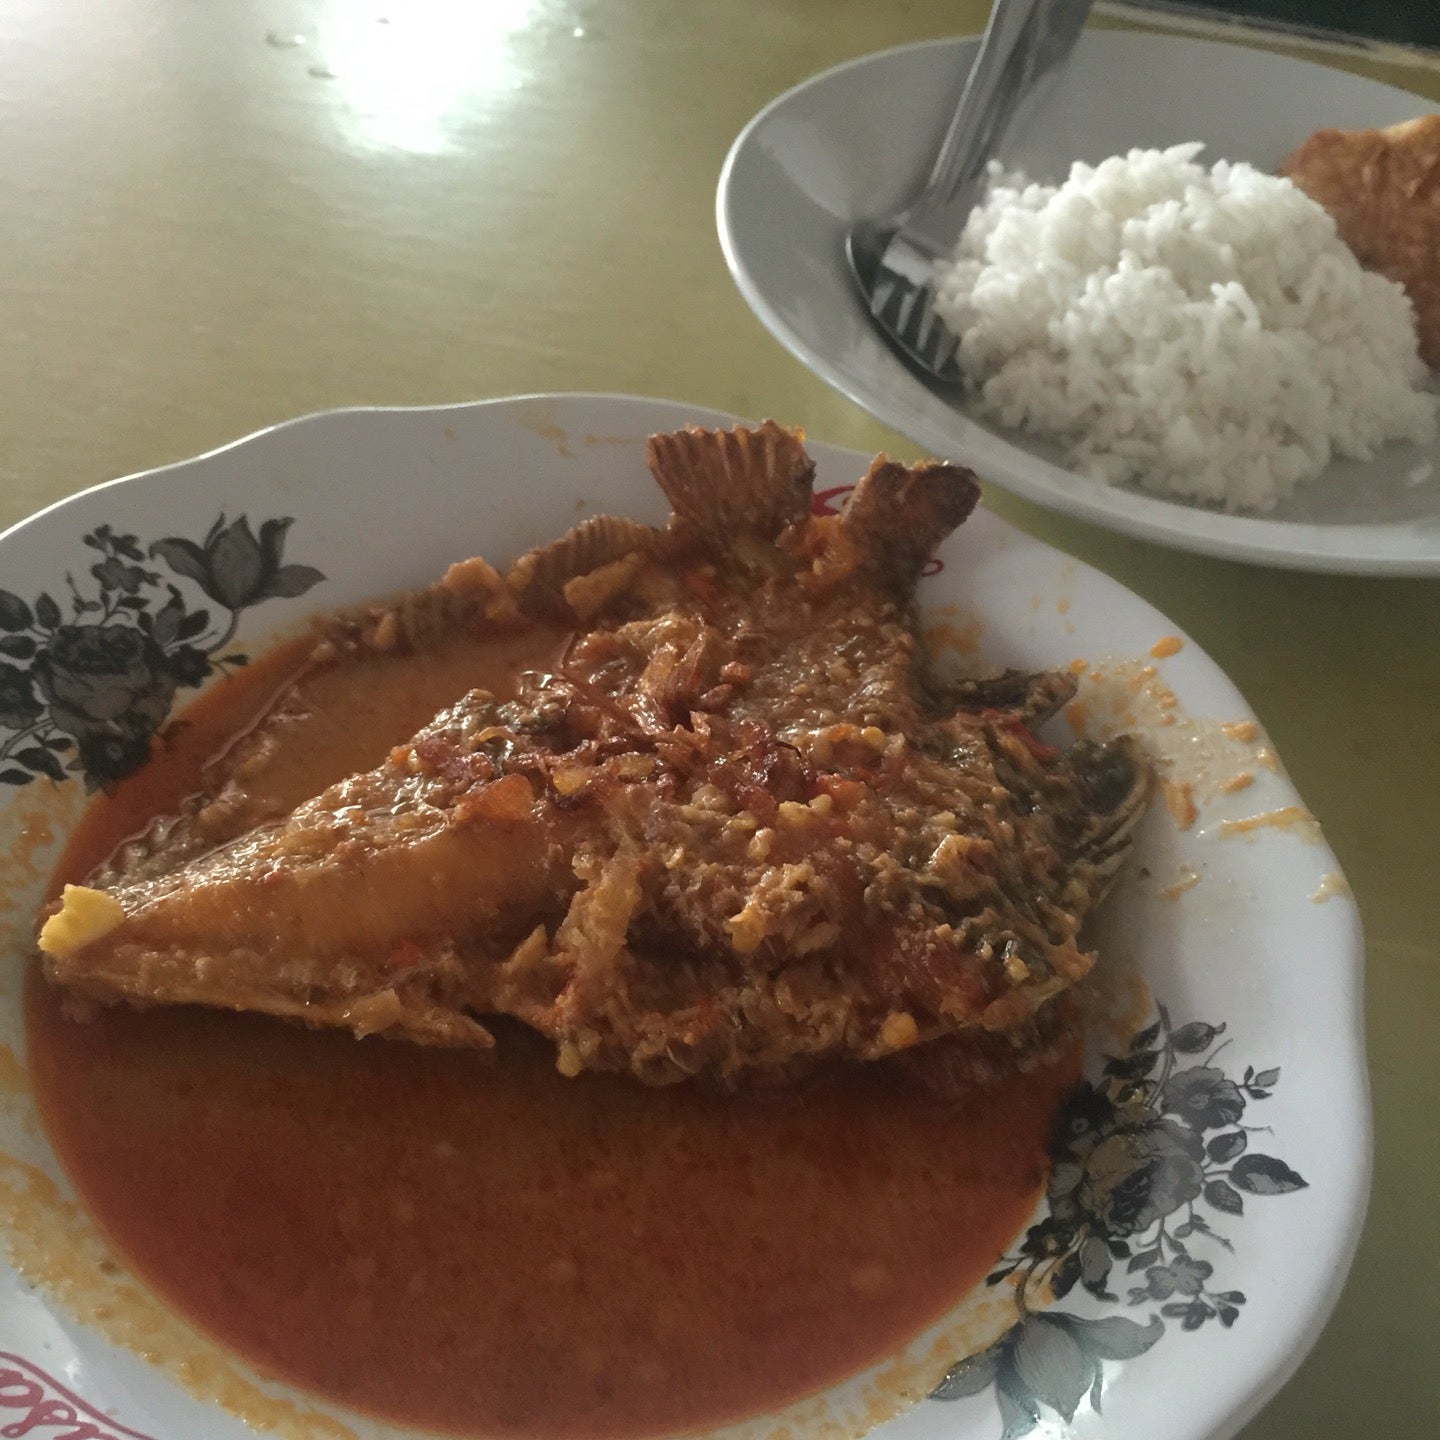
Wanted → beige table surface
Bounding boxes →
[2,1,1437,1436]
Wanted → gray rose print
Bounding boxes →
[932,1005,1307,1436]
[0,517,323,791]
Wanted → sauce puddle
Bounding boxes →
[25,618,1077,1440]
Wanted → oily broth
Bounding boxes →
[26,619,1076,1439]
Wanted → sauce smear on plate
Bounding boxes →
[26,623,1077,1439]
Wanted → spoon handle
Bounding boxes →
[907,0,1093,250]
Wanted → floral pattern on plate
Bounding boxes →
[0,516,323,792]
[932,1005,1308,1436]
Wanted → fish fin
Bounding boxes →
[838,458,980,590]
[647,421,815,561]
[507,515,660,620]
[944,669,1078,725]
[1062,735,1153,904]
[320,558,523,653]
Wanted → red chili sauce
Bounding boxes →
[25,627,1078,1440]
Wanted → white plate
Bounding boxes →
[717,30,1440,575]
[0,394,1368,1440]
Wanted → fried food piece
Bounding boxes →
[40,423,1151,1087]
[1280,114,1440,367]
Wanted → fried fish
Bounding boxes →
[39,423,1150,1087]
[1280,114,1440,368]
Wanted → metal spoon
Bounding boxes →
[844,0,1093,385]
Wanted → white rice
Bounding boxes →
[932,143,1437,513]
